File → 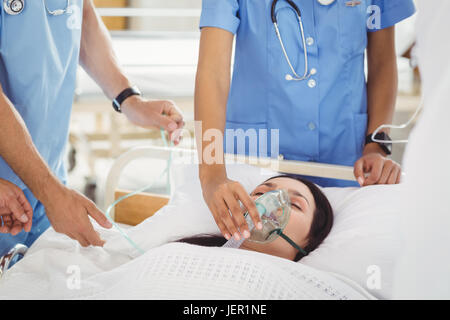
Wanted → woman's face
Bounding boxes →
[240,177,316,261]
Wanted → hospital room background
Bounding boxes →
[69,0,420,205]
[4,0,446,302]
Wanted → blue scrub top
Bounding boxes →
[200,0,415,187]
[0,0,83,190]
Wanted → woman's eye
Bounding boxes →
[292,203,302,211]
[253,192,264,196]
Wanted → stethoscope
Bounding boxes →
[3,0,71,16]
[271,0,336,82]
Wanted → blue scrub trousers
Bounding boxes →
[0,189,50,260]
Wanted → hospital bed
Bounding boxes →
[0,145,403,300]
[104,146,356,225]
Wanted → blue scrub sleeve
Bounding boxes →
[199,0,240,34]
[369,0,416,31]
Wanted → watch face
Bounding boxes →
[377,133,392,154]
[366,132,392,155]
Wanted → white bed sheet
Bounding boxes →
[0,163,401,300]
[0,242,372,300]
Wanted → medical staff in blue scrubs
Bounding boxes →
[195,0,415,241]
[0,0,184,257]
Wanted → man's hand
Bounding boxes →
[120,96,185,145]
[354,143,402,186]
[0,179,33,235]
[41,183,112,247]
[78,2,185,144]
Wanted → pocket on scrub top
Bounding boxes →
[353,113,368,157]
[338,0,368,55]
[224,121,269,157]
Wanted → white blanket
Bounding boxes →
[0,241,371,300]
[0,163,399,299]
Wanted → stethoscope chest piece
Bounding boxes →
[3,0,24,15]
[317,0,336,5]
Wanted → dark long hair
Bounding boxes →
[176,175,334,262]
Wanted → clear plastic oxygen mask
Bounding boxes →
[222,189,291,248]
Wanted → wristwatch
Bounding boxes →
[112,86,141,113]
[365,132,392,156]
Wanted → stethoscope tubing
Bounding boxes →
[271,0,312,81]
[3,0,71,16]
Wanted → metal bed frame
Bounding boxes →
[0,244,28,280]
[0,146,355,279]
[104,145,356,220]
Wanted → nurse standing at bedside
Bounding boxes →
[195,0,415,241]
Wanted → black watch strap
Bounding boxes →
[112,86,141,113]
[365,132,392,156]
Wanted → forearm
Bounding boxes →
[79,0,130,100]
[366,27,398,136]
[366,57,398,135]
[0,90,62,203]
[194,28,234,181]
[195,69,229,180]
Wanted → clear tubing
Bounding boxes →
[105,128,173,255]
[222,214,256,249]
[222,236,246,249]
[371,98,424,144]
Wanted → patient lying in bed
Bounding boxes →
[177,175,334,262]
[0,170,397,299]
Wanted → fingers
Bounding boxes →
[65,232,88,247]
[7,194,29,224]
[210,181,261,241]
[396,171,402,184]
[353,159,365,186]
[169,127,184,146]
[210,204,231,240]
[51,192,108,247]
[9,219,23,236]
[72,215,105,248]
[0,215,11,233]
[156,113,178,133]
[363,159,383,186]
[162,100,183,124]
[1,215,23,236]
[222,192,248,240]
[0,183,32,234]
[158,101,182,131]
[73,233,90,248]
[215,197,239,240]
[378,160,394,185]
[379,160,402,185]
[0,224,10,233]
[78,203,109,247]
[0,212,26,235]
[82,222,106,247]
[388,166,401,185]
[87,202,112,229]
[356,155,402,186]
[234,184,262,231]
[16,190,33,232]
[161,101,184,145]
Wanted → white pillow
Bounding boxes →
[105,162,401,299]
[301,185,402,300]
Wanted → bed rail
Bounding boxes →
[104,146,356,218]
